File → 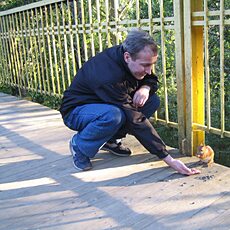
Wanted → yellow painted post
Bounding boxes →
[183,0,205,156]
[191,0,205,154]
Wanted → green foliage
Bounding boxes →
[28,91,62,110]
[0,0,40,11]
[0,82,62,110]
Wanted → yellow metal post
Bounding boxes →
[191,0,205,155]
[184,0,205,156]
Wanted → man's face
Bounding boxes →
[124,46,158,80]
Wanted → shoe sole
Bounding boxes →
[101,147,132,157]
[69,141,92,171]
[72,161,92,171]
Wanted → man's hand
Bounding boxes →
[163,155,201,176]
[133,85,150,108]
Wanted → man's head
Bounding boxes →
[122,29,158,80]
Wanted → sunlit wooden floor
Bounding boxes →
[0,92,229,230]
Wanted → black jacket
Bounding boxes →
[60,45,168,159]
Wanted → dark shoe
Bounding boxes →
[69,139,92,171]
[101,141,132,157]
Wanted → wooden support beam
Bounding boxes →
[174,0,186,154]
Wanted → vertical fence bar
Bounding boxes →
[40,7,50,94]
[80,0,88,61]
[96,0,103,52]
[105,0,112,47]
[5,15,15,86]
[88,0,95,56]
[23,11,31,89]
[12,13,23,95]
[12,13,20,88]
[15,13,25,91]
[61,2,71,87]
[204,0,211,133]
[50,4,60,95]
[114,0,119,45]
[0,39,4,83]
[80,0,87,58]
[73,0,82,69]
[67,0,76,76]
[45,5,55,95]
[0,16,10,85]
[220,0,225,137]
[55,3,66,92]
[31,9,42,93]
[149,0,157,122]
[27,10,37,91]
[148,0,153,34]
[160,0,169,124]
[174,0,186,154]
[136,0,140,28]
[9,14,17,86]
[35,7,46,94]
[0,20,5,83]
[19,12,29,91]
[5,15,13,85]
[8,14,18,87]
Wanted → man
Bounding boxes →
[60,29,200,175]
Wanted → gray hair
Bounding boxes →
[122,28,158,59]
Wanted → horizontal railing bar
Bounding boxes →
[0,0,65,16]
[192,20,230,26]
[150,117,178,129]
[193,123,230,138]
[192,9,230,17]
[0,23,175,39]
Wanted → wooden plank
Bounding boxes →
[0,93,229,230]
[127,165,230,229]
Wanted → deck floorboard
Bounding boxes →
[0,92,229,230]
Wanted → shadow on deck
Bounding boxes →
[0,92,229,230]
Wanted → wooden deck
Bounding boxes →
[0,92,229,230]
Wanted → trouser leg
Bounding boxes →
[110,93,160,140]
[63,104,126,158]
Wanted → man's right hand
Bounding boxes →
[163,155,201,176]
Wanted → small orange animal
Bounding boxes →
[196,144,215,167]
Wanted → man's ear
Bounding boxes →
[124,52,131,63]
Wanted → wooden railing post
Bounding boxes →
[184,0,205,156]
[174,0,186,154]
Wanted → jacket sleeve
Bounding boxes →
[139,73,159,94]
[94,83,168,159]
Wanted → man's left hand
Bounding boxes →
[133,86,150,108]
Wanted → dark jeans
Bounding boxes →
[111,93,160,140]
[63,93,160,158]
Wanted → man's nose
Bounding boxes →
[145,67,152,75]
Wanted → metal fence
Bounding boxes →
[183,0,230,154]
[0,0,229,155]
